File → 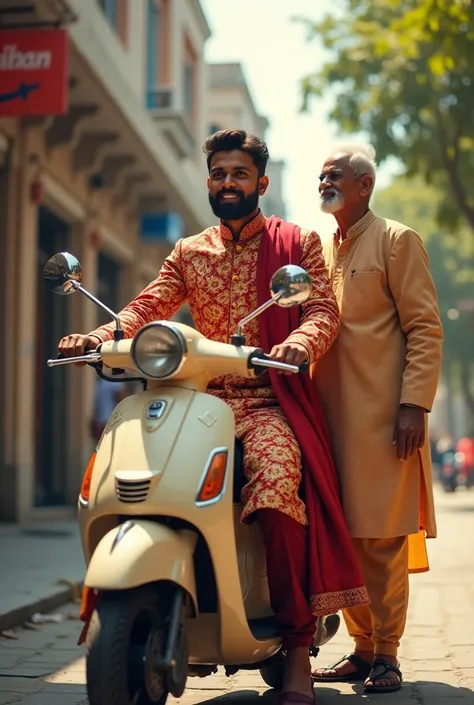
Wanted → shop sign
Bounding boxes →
[0,29,69,116]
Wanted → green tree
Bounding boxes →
[298,0,474,233]
[373,177,474,421]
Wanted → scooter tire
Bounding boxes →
[86,586,169,705]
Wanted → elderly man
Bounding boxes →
[311,143,443,694]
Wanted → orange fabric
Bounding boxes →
[78,585,99,645]
[408,455,430,574]
[408,530,429,574]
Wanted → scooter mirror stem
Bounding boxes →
[232,296,278,347]
[70,280,123,339]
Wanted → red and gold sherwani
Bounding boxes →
[89,212,340,526]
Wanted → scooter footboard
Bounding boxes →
[84,520,197,610]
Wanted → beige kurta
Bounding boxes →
[313,211,443,548]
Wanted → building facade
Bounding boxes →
[0,0,211,522]
[207,62,287,219]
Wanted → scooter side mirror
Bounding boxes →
[44,252,83,296]
[231,265,313,345]
[270,265,312,308]
[44,251,123,340]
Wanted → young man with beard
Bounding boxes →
[311,143,443,694]
[59,129,369,703]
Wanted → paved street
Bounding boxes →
[1,486,474,704]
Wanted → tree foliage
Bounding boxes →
[298,0,474,233]
[373,176,474,418]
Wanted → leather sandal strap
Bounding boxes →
[319,652,371,673]
[346,653,373,671]
[370,658,403,682]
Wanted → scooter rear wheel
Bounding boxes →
[260,653,286,691]
[86,586,169,705]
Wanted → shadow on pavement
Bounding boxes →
[188,680,474,704]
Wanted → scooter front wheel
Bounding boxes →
[86,586,169,705]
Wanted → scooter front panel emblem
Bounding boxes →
[144,399,171,433]
[147,400,167,420]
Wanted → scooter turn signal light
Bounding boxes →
[80,450,97,503]
[196,450,228,505]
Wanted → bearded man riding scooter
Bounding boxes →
[58,129,369,704]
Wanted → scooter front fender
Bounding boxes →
[84,520,197,611]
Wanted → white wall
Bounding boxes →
[208,85,261,135]
[68,0,147,105]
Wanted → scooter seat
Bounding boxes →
[233,438,246,503]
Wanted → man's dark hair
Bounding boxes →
[203,129,270,177]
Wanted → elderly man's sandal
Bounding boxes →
[364,658,403,693]
[311,653,372,682]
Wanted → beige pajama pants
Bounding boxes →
[342,536,409,657]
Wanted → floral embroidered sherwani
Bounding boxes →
[89,212,340,524]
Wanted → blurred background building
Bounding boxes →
[0,0,286,522]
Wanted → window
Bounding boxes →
[146,0,160,91]
[98,0,128,43]
[98,0,117,28]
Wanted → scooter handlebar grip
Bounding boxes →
[299,361,309,374]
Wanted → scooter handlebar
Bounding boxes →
[249,354,309,375]
[47,351,102,367]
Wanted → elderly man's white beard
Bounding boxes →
[319,189,345,214]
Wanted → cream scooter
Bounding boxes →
[45,252,340,705]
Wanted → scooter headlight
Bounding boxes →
[131,322,187,379]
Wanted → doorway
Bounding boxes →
[35,206,70,506]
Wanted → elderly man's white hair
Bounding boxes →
[329,141,377,187]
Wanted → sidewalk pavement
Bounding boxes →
[1,486,474,704]
[0,521,84,633]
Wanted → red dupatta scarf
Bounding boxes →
[257,215,369,615]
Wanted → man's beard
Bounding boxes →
[320,188,345,214]
[209,186,260,220]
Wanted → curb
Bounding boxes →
[0,580,83,633]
